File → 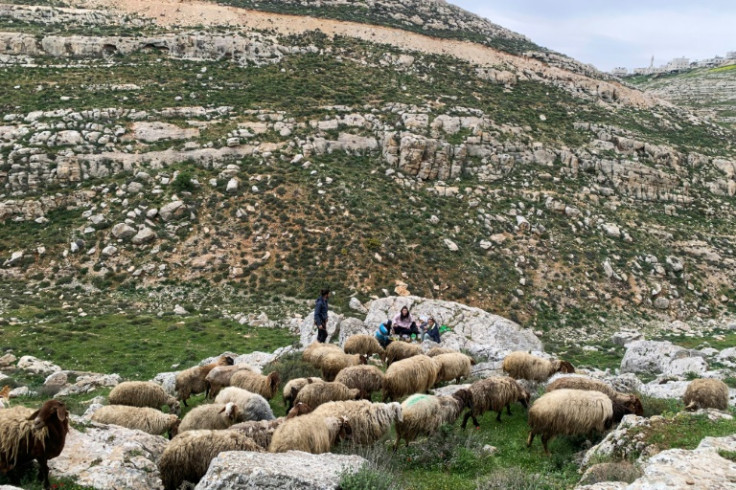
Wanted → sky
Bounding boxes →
[452,0,736,72]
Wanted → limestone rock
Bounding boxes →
[620,341,690,375]
[57,373,122,397]
[0,353,18,367]
[131,121,199,142]
[337,317,372,346]
[348,297,368,314]
[111,223,136,241]
[444,238,459,251]
[195,450,367,490]
[151,371,178,397]
[611,331,644,347]
[159,200,185,221]
[16,355,61,375]
[49,423,166,490]
[174,304,188,315]
[299,312,344,347]
[131,227,156,245]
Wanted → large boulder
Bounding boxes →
[195,450,367,490]
[337,317,372,346]
[49,422,167,490]
[363,296,541,359]
[620,341,707,376]
[16,355,61,375]
[299,313,344,347]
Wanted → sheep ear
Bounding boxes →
[218,406,227,414]
[56,406,67,421]
[26,410,40,421]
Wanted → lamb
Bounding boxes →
[302,342,342,365]
[0,385,10,409]
[268,412,351,454]
[316,352,368,382]
[461,377,531,428]
[394,389,473,450]
[294,381,361,409]
[433,352,474,383]
[158,429,262,490]
[108,381,180,415]
[229,402,313,448]
[312,400,402,445]
[385,341,423,366]
[204,364,255,398]
[283,377,324,411]
[334,365,385,400]
[215,387,275,421]
[91,405,180,438]
[546,376,644,416]
[0,400,69,489]
[426,347,457,357]
[527,389,632,454]
[175,355,234,406]
[343,334,386,361]
[178,402,240,432]
[383,355,439,402]
[683,378,730,411]
[230,370,281,400]
[502,351,575,382]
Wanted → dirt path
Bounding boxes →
[72,0,656,108]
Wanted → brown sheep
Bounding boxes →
[426,347,458,357]
[461,377,531,428]
[268,413,351,454]
[0,400,69,489]
[175,355,234,406]
[683,378,730,411]
[294,381,361,409]
[108,381,180,415]
[283,377,324,411]
[230,402,313,449]
[317,352,368,382]
[334,365,385,400]
[343,335,386,361]
[204,364,254,398]
[434,352,474,383]
[394,389,472,450]
[547,376,644,416]
[302,342,342,365]
[230,370,281,400]
[383,355,439,402]
[503,351,574,382]
[385,341,423,366]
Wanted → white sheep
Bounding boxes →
[214,387,275,421]
[91,405,180,438]
[108,381,180,415]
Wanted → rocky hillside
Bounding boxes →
[628,64,736,130]
[0,0,735,333]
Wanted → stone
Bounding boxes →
[174,304,188,315]
[611,331,644,347]
[57,373,122,397]
[620,341,688,375]
[102,245,118,256]
[151,372,178,397]
[131,121,199,142]
[602,223,621,238]
[348,297,368,314]
[666,356,708,376]
[226,178,239,193]
[49,423,166,490]
[111,223,136,241]
[653,297,670,310]
[44,371,68,390]
[443,238,459,251]
[159,201,185,221]
[4,251,24,267]
[196,451,367,490]
[0,353,18,367]
[131,227,156,245]
[337,317,372,346]
[639,380,691,400]
[16,355,61,375]
[299,312,345,347]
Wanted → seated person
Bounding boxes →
[421,317,441,343]
[375,320,393,348]
[392,306,420,339]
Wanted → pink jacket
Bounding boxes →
[391,312,414,329]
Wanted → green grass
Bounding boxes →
[710,64,736,74]
[632,410,736,454]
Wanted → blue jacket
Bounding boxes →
[375,323,390,343]
[314,296,328,326]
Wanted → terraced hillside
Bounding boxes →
[0,0,735,333]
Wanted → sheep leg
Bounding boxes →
[495,410,502,422]
[506,403,512,416]
[38,458,50,489]
[541,435,551,455]
[471,415,480,428]
[393,435,401,452]
[526,431,535,448]
[182,398,189,408]
[461,411,472,429]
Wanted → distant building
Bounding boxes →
[727,51,736,60]
[611,67,628,77]
[664,57,690,71]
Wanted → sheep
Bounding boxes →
[0,385,10,409]
[426,347,457,357]
[214,387,275,421]
[230,370,281,400]
[546,376,644,416]
[312,400,402,445]
[383,355,439,402]
[385,341,423,366]
[527,389,632,454]
[502,351,575,382]
[178,402,240,432]
[91,405,180,438]
[461,377,531,428]
[204,364,255,398]
[394,389,473,450]
[683,378,730,411]
[433,352,474,383]
[294,381,361,409]
[229,402,313,448]
[158,429,262,490]
[283,377,324,411]
[334,365,385,400]
[317,352,368,382]
[175,355,234,406]
[343,334,386,361]
[0,400,69,489]
[108,381,181,415]
[302,342,342,365]
[268,413,351,454]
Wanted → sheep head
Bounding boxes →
[287,402,313,418]
[220,356,235,366]
[168,418,181,439]
[170,400,182,416]
[624,395,644,416]
[221,402,239,422]
[554,360,575,374]
[268,372,281,392]
[359,355,368,365]
[337,416,352,441]
[518,388,532,409]
[349,388,361,400]
[611,400,634,426]
[387,401,403,423]
[29,400,68,431]
[452,388,473,410]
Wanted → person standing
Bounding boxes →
[314,288,330,343]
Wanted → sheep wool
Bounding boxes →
[108,381,180,415]
[229,400,314,450]
[462,377,530,428]
[178,402,240,432]
[294,381,361,409]
[312,400,402,445]
[204,364,255,398]
[683,378,730,411]
[283,377,324,411]
[317,352,367,382]
[334,365,385,399]
[383,355,439,401]
[433,352,473,383]
[527,389,614,454]
[385,341,423,366]
[230,370,280,400]
[215,387,275,421]
[302,342,342,365]
[503,351,574,382]
[547,376,644,416]
[268,413,349,454]
[394,392,470,449]
[158,429,262,490]
[175,355,233,406]
[343,335,386,360]
[426,347,457,357]
[91,405,180,437]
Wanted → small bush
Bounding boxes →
[578,462,641,485]
[262,351,321,386]
[339,465,399,490]
[475,468,545,490]
[172,170,196,193]
[640,395,683,417]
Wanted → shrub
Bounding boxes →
[475,469,545,490]
[172,170,196,193]
[339,465,399,490]
[578,462,641,485]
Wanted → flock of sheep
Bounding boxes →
[0,333,731,489]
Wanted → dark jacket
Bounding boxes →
[314,296,329,327]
